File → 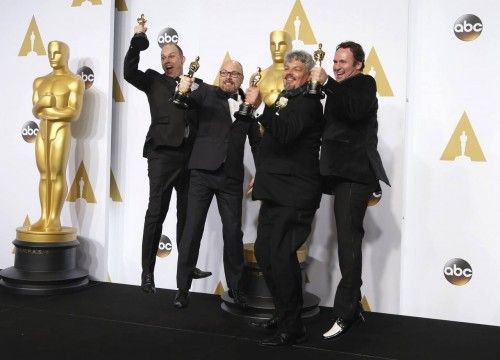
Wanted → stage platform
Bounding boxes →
[0,281,499,359]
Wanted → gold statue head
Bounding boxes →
[48,41,70,70]
[269,30,292,63]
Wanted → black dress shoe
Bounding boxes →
[228,288,247,308]
[249,316,278,330]
[173,289,189,308]
[260,330,307,346]
[191,268,212,279]
[322,311,365,339]
[141,273,156,294]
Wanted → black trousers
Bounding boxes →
[254,202,315,334]
[176,167,244,291]
[330,177,379,321]
[142,146,190,275]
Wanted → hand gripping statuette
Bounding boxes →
[131,14,149,51]
[172,56,200,109]
[306,43,325,98]
[235,67,262,117]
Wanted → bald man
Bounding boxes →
[173,61,261,308]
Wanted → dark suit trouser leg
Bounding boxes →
[142,155,183,275]
[215,177,244,291]
[176,170,214,290]
[255,202,315,334]
[332,180,378,320]
[173,167,190,248]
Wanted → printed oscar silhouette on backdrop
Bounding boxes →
[0,41,89,294]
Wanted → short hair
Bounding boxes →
[336,41,365,70]
[284,50,314,71]
[162,42,184,57]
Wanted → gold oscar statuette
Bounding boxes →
[16,40,85,243]
[235,67,262,117]
[306,43,325,98]
[172,56,200,109]
[131,13,149,51]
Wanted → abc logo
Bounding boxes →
[454,14,483,41]
[443,258,472,286]
[157,27,179,47]
[157,235,173,258]
[77,66,95,89]
[21,121,39,143]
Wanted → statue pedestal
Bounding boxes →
[0,227,88,295]
[221,243,319,319]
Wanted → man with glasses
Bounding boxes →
[173,60,261,309]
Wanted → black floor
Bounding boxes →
[0,281,499,360]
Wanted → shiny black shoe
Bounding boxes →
[228,288,247,309]
[322,311,365,339]
[141,273,156,294]
[191,268,212,279]
[260,330,307,346]
[173,289,189,308]
[249,316,278,330]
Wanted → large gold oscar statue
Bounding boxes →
[0,41,88,294]
[19,40,84,242]
[258,30,292,106]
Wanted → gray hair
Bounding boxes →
[284,50,315,71]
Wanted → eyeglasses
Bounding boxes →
[219,70,242,78]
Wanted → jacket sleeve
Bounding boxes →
[325,75,377,123]
[259,96,322,144]
[123,43,152,92]
[247,121,262,167]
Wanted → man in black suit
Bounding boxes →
[311,41,390,339]
[245,50,323,346]
[123,23,210,294]
[173,60,261,308]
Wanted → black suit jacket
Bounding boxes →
[123,40,196,158]
[320,74,390,187]
[185,84,260,182]
[253,87,323,210]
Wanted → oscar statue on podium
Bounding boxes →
[0,41,89,294]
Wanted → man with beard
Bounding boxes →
[173,60,261,309]
[245,50,323,345]
[124,22,210,294]
[310,41,390,339]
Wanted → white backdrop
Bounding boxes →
[401,0,500,326]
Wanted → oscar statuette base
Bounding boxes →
[220,243,320,320]
[0,228,89,295]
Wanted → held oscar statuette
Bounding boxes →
[235,67,262,117]
[172,56,200,109]
[306,43,325,98]
[131,14,149,51]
